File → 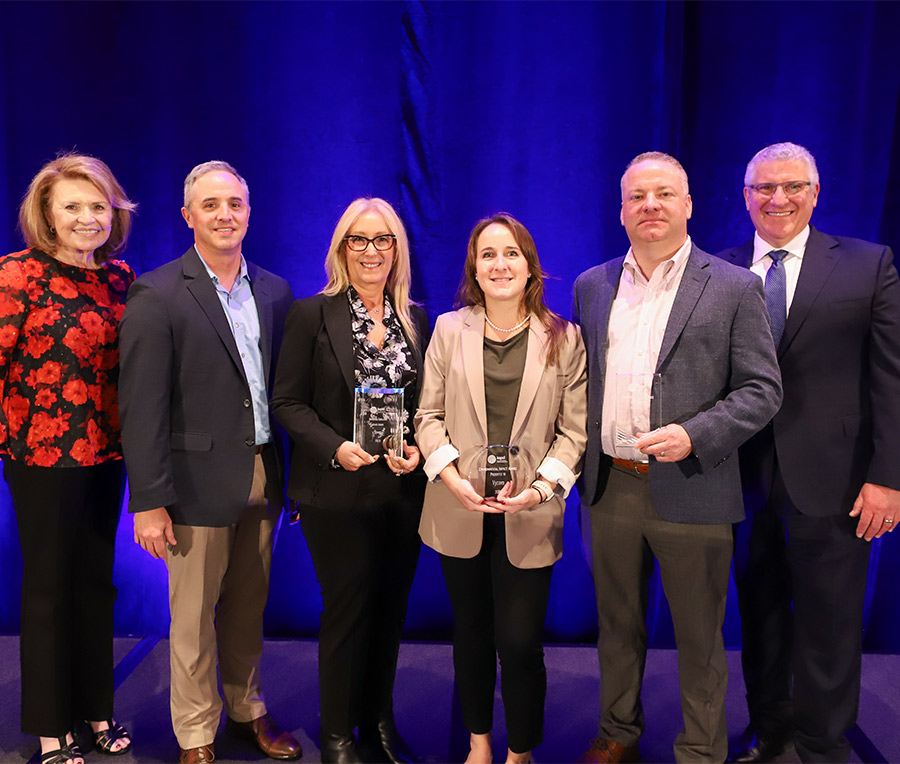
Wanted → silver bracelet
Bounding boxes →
[531,479,554,504]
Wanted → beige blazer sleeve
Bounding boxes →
[415,306,587,568]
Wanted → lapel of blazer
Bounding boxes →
[589,258,624,386]
[461,306,489,442]
[656,244,710,371]
[725,239,754,271]
[183,247,246,381]
[247,260,274,380]
[323,293,356,396]
[779,226,841,356]
[510,318,548,444]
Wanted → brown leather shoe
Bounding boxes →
[578,737,640,763]
[227,712,302,760]
[179,744,215,764]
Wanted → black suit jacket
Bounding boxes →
[718,226,900,515]
[271,292,429,509]
[119,247,294,526]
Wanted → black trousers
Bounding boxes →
[4,458,124,737]
[734,464,871,763]
[300,465,424,736]
[439,513,553,755]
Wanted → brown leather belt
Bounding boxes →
[612,457,649,474]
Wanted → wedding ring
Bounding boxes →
[887,518,894,524]
[660,451,666,457]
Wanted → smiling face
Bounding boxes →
[181,170,250,259]
[474,222,531,309]
[744,158,819,248]
[345,209,395,293]
[46,178,113,261]
[620,159,692,256]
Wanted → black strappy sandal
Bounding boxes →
[40,736,84,764]
[91,719,132,756]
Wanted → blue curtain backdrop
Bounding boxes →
[1,0,899,650]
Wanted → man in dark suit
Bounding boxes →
[720,142,900,764]
[119,161,299,764]
[573,152,782,764]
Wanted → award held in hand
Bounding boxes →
[353,387,404,456]
[459,444,532,499]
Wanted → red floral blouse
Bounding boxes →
[0,248,135,467]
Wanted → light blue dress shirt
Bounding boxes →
[198,248,271,445]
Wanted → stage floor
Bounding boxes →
[0,637,897,763]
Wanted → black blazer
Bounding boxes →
[119,247,294,526]
[271,292,430,509]
[718,226,900,515]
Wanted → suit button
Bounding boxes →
[243,399,251,408]
[245,437,255,447]
[594,420,601,430]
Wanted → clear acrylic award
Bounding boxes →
[614,373,662,447]
[353,387,404,456]
[458,444,531,499]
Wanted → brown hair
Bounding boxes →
[18,153,137,263]
[456,213,569,366]
[322,197,419,351]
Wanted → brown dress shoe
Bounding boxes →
[179,744,215,764]
[578,737,640,764]
[227,712,302,760]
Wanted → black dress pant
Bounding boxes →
[439,513,553,755]
[734,463,871,763]
[4,458,124,737]
[300,465,424,736]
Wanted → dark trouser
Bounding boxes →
[301,466,423,736]
[589,465,732,763]
[733,467,871,763]
[439,513,553,755]
[4,458,124,737]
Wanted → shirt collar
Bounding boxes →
[195,246,249,288]
[751,225,809,267]
[623,235,692,286]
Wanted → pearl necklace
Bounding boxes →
[485,313,530,333]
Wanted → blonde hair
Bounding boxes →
[323,198,419,350]
[18,153,136,263]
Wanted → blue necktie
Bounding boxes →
[765,249,787,347]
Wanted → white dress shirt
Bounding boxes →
[749,225,810,316]
[601,236,692,460]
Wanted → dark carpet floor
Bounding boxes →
[1,637,897,763]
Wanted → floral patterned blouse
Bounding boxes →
[0,248,135,467]
[348,286,417,433]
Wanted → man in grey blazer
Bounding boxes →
[573,152,782,763]
[119,162,299,764]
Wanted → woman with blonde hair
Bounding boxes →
[272,198,429,764]
[2,154,136,763]
[416,213,587,764]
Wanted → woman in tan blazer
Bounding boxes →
[415,214,587,764]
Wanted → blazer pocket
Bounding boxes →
[171,431,213,451]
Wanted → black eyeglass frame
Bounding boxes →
[343,234,397,252]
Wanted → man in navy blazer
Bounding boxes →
[119,162,299,763]
[573,152,782,764]
[720,142,900,764]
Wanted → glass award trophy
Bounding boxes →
[458,444,531,499]
[353,387,404,456]
[614,373,662,448]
